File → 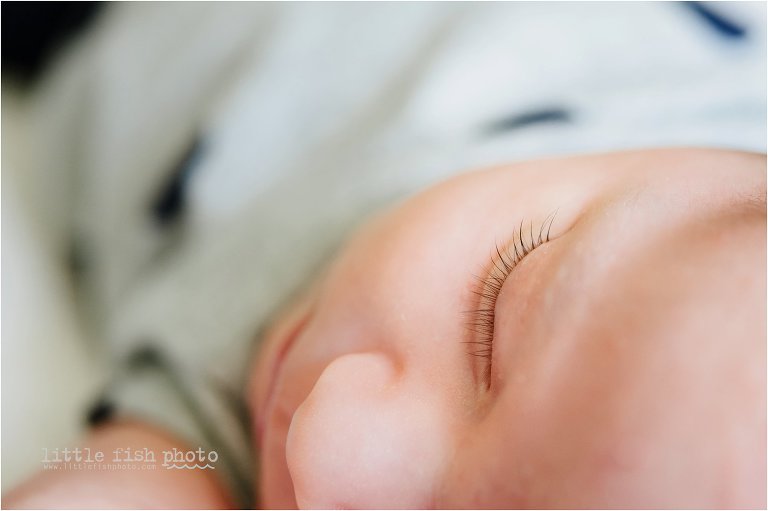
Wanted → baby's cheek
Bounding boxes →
[285,352,451,509]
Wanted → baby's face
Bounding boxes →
[249,148,766,509]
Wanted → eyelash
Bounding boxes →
[464,212,558,388]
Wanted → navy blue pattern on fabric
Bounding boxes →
[482,107,572,137]
[683,2,747,39]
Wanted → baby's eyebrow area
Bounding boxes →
[737,190,767,216]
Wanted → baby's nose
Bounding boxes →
[285,352,448,509]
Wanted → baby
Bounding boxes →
[5,147,765,509]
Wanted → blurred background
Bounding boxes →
[2,1,766,492]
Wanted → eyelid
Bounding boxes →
[463,211,558,389]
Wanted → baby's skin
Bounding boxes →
[5,148,766,509]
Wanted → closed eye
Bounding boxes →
[463,211,557,389]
